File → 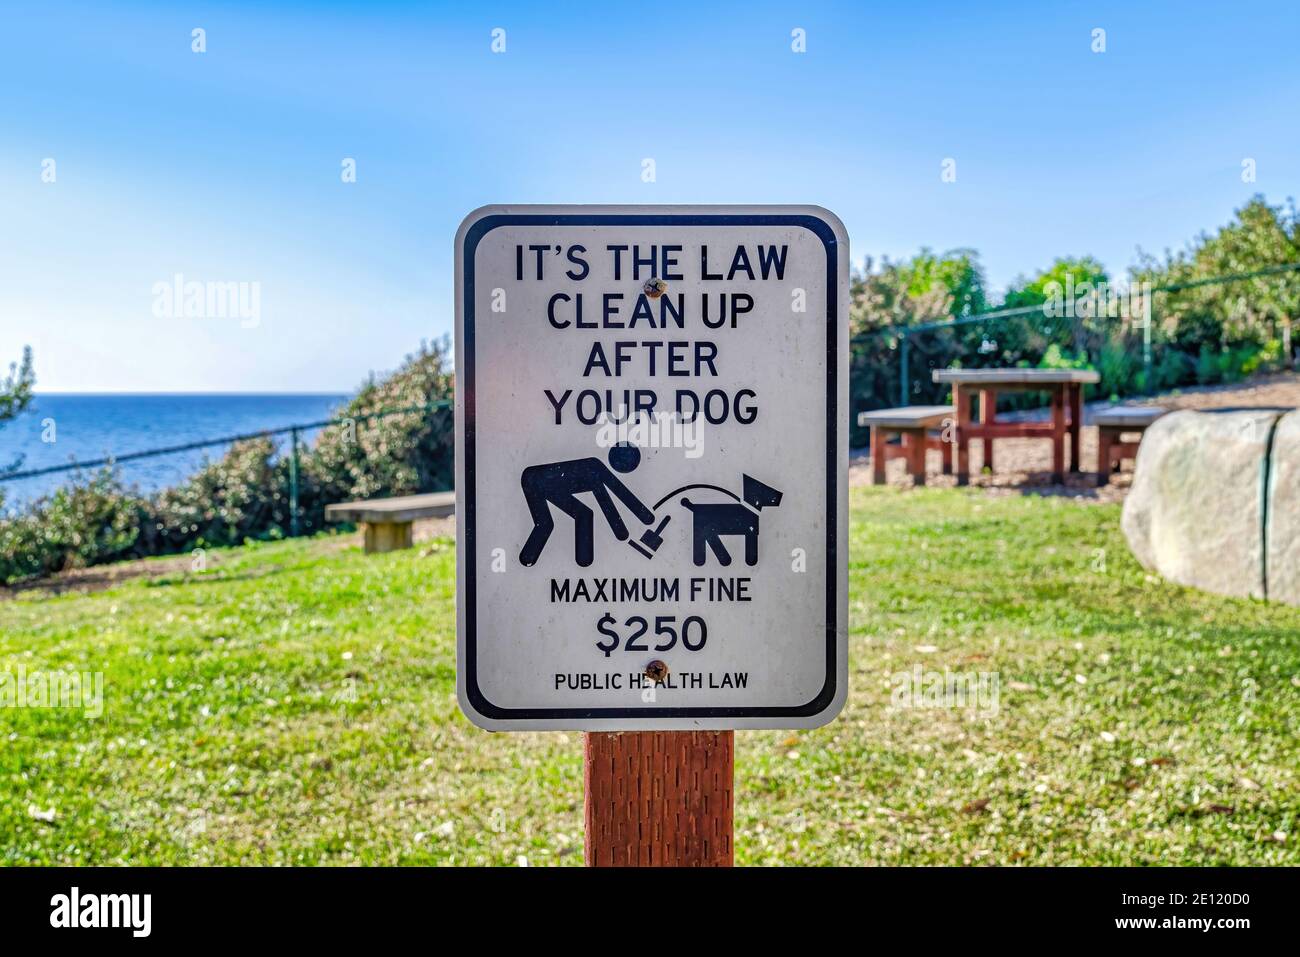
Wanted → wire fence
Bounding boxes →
[849,264,1300,447]
[0,400,453,534]
[10,265,1299,481]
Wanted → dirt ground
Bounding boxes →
[849,371,1300,502]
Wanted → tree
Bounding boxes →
[848,251,988,439]
[0,346,35,479]
[850,248,987,337]
[1135,196,1300,360]
[1003,257,1113,360]
[1003,256,1110,309]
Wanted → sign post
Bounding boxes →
[585,730,733,867]
[455,205,848,865]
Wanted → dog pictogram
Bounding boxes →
[679,475,782,566]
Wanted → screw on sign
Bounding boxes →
[455,205,849,866]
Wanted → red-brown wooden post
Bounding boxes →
[980,388,997,474]
[903,430,926,485]
[954,385,972,485]
[871,424,887,485]
[1068,382,1083,473]
[1097,425,1114,485]
[1050,386,1066,483]
[584,731,734,867]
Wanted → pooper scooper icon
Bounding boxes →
[627,515,672,559]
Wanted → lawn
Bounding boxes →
[1,487,1296,865]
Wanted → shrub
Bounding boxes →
[0,469,142,583]
[1154,348,1194,390]
[142,437,290,554]
[1038,343,1090,371]
[300,339,455,532]
[1241,339,1284,377]
[1195,344,1223,385]
[1097,339,1140,400]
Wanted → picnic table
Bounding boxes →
[859,405,953,485]
[931,368,1100,485]
[325,491,455,553]
[1094,406,1166,483]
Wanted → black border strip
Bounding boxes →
[463,213,839,720]
[1259,412,1284,600]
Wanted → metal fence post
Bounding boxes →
[899,333,911,406]
[1143,297,1154,393]
[289,427,300,537]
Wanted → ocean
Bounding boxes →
[0,393,349,509]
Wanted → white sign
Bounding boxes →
[455,205,848,730]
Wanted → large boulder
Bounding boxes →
[1121,408,1287,601]
[1266,410,1300,605]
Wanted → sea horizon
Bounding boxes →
[2,392,351,509]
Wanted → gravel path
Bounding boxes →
[849,371,1300,502]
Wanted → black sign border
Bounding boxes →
[462,212,840,721]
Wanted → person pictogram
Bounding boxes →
[518,443,655,567]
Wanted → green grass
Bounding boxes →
[1,488,1297,865]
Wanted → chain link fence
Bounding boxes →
[850,265,1300,447]
[0,400,454,584]
[6,263,1299,577]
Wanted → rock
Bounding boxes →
[1266,410,1300,604]
[1121,408,1286,601]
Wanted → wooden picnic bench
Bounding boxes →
[1094,407,1166,484]
[932,368,1100,485]
[859,405,953,485]
[325,491,456,554]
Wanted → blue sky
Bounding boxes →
[2,0,1298,392]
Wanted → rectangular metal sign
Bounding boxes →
[455,205,848,730]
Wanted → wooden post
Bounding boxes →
[904,429,927,485]
[954,385,972,485]
[1050,386,1066,484]
[980,388,996,474]
[584,731,734,867]
[870,425,887,485]
[363,520,414,554]
[1097,426,1114,485]
[1068,383,1083,473]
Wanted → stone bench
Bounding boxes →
[325,491,455,553]
[858,406,953,485]
[1094,406,1167,484]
